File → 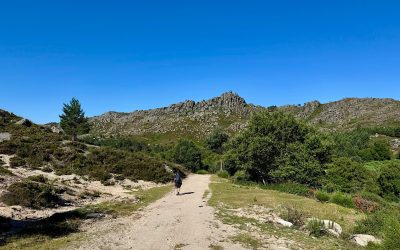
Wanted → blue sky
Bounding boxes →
[1,1,399,123]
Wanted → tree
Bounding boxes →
[205,129,229,153]
[378,161,400,201]
[325,157,376,193]
[224,110,331,186]
[59,98,90,141]
[172,139,202,172]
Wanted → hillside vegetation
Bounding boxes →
[89,92,400,143]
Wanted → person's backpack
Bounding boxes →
[175,172,182,183]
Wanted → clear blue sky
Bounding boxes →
[1,1,399,124]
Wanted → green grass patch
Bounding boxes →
[231,233,262,249]
[209,176,364,248]
[0,166,14,176]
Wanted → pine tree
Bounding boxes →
[59,98,90,141]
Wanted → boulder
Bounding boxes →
[350,234,381,247]
[16,118,32,127]
[307,218,342,237]
[0,132,11,142]
[275,218,293,228]
[321,220,342,237]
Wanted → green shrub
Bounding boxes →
[307,218,326,237]
[280,206,306,228]
[263,182,311,196]
[0,159,4,167]
[196,169,209,175]
[0,167,14,176]
[233,170,249,182]
[353,210,386,236]
[172,139,202,172]
[326,157,376,193]
[315,190,331,202]
[0,180,61,208]
[10,156,26,167]
[330,192,355,208]
[378,161,400,201]
[217,170,229,179]
[382,213,400,249]
[27,174,48,183]
[205,129,229,153]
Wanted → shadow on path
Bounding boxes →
[179,192,195,196]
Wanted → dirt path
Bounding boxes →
[72,174,245,250]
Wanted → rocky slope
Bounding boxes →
[90,92,400,141]
[90,92,262,141]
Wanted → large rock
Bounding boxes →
[350,234,381,246]
[307,218,342,237]
[275,218,293,228]
[0,132,11,142]
[16,118,32,127]
[321,220,342,237]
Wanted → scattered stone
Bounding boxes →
[275,218,293,228]
[350,234,382,246]
[16,118,32,127]
[0,132,11,142]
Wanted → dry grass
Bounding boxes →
[209,176,365,250]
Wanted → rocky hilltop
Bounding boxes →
[283,97,400,130]
[90,92,261,140]
[90,92,400,141]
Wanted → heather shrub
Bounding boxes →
[217,170,229,179]
[315,190,331,202]
[330,192,355,208]
[1,180,61,208]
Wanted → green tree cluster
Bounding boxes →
[172,139,202,172]
[224,111,331,186]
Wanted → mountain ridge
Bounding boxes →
[89,92,400,141]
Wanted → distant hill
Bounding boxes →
[90,92,400,142]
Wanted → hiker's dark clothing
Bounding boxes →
[174,172,182,188]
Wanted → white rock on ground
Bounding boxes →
[275,218,293,228]
[322,220,342,237]
[350,234,382,246]
[0,132,11,142]
[307,218,342,237]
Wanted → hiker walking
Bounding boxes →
[174,170,182,195]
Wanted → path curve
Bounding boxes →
[72,174,245,250]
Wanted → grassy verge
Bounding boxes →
[209,176,364,249]
[1,184,172,250]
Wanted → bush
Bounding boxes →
[280,206,306,228]
[326,157,375,193]
[263,182,311,197]
[307,218,326,237]
[217,170,229,179]
[330,192,355,208]
[353,196,380,213]
[0,167,13,176]
[378,161,400,201]
[172,139,202,172]
[315,190,331,202]
[196,169,209,175]
[0,180,61,208]
[233,170,249,182]
[27,174,48,183]
[382,213,400,249]
[353,210,385,236]
[10,156,26,167]
[205,129,229,153]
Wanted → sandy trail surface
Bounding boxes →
[72,174,244,250]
